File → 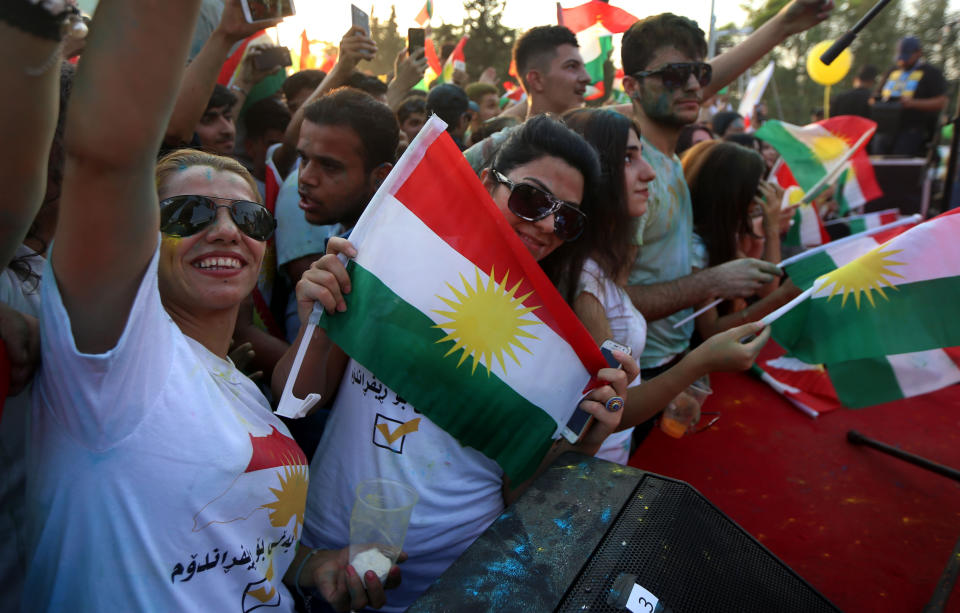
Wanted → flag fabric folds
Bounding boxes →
[773,208,960,365]
[441,36,468,83]
[317,117,608,483]
[414,0,433,26]
[559,0,638,33]
[756,117,882,212]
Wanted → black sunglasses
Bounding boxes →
[633,62,712,90]
[159,195,276,242]
[491,169,586,242]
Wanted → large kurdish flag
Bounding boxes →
[320,116,608,483]
[773,208,960,365]
[756,117,882,212]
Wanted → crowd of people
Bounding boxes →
[10,0,943,610]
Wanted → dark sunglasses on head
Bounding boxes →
[159,195,276,242]
[633,62,712,90]
[491,169,586,242]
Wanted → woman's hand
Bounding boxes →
[575,350,638,453]
[756,181,783,229]
[295,238,357,325]
[691,321,771,373]
[302,547,406,612]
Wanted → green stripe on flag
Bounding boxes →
[828,357,903,408]
[785,250,837,290]
[772,276,960,364]
[755,120,828,189]
[320,262,557,483]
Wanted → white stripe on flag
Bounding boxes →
[888,349,960,397]
[354,195,592,429]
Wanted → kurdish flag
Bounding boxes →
[841,209,900,234]
[827,347,960,408]
[577,22,613,85]
[318,117,608,482]
[414,0,432,26]
[756,117,882,212]
[773,208,960,365]
[560,0,638,34]
[783,216,918,290]
[780,184,830,249]
[441,36,468,83]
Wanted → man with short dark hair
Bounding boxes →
[832,64,877,119]
[426,83,470,149]
[282,69,326,114]
[872,36,947,156]
[511,25,590,118]
[242,97,291,197]
[617,1,832,389]
[195,83,237,155]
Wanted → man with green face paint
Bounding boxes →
[616,1,833,441]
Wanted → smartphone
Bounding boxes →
[561,340,631,444]
[252,46,292,72]
[240,0,296,23]
[351,4,370,36]
[408,28,425,56]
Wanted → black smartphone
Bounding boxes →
[240,0,296,23]
[351,4,370,36]
[252,46,292,72]
[408,28,425,56]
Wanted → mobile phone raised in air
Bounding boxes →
[408,28,425,55]
[351,4,370,36]
[252,46,292,72]
[561,340,631,444]
[240,0,296,23]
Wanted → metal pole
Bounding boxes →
[921,532,960,613]
[707,0,717,59]
[847,430,960,482]
[770,72,785,120]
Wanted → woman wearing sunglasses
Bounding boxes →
[276,115,635,612]
[561,108,772,457]
[22,3,377,611]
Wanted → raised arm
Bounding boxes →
[164,0,282,146]
[705,0,833,99]
[271,27,377,179]
[0,17,66,268]
[52,0,202,354]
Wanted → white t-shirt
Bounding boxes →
[576,258,647,465]
[24,247,306,612]
[302,360,505,612]
[0,245,44,613]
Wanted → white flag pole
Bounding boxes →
[779,214,921,268]
[276,304,325,418]
[822,208,899,226]
[760,286,816,326]
[672,298,723,328]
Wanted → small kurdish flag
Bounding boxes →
[756,117,882,212]
[577,22,613,86]
[316,116,608,482]
[441,36,468,83]
[414,0,433,26]
[772,208,960,365]
[840,209,900,234]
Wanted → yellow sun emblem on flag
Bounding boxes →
[811,135,847,161]
[261,461,308,537]
[818,246,906,308]
[432,267,542,375]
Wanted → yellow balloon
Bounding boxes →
[806,40,853,86]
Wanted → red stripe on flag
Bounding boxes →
[424,38,443,77]
[560,0,639,33]
[217,32,265,85]
[944,347,960,370]
[393,133,607,378]
[851,151,882,202]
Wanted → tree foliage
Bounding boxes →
[368,6,406,77]
[461,0,517,83]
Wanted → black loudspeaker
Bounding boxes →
[409,453,839,613]
[865,157,928,216]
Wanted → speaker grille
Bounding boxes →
[556,475,839,613]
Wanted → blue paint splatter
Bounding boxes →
[487,558,525,578]
[553,518,572,534]
[514,543,527,556]
[600,507,612,523]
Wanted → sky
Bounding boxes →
[275,0,748,50]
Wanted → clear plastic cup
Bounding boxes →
[660,376,713,438]
[349,478,419,587]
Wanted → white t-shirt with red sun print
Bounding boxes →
[25,246,307,613]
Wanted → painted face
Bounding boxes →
[484,155,585,262]
[400,112,427,144]
[537,44,592,114]
[158,167,265,314]
[623,129,656,218]
[633,47,705,128]
[195,105,236,155]
[476,93,501,122]
[296,121,372,227]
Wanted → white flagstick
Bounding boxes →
[796,126,875,205]
[779,214,921,268]
[822,208,899,226]
[761,286,816,326]
[672,298,723,329]
[276,304,325,418]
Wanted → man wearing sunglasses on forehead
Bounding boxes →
[614,0,832,436]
